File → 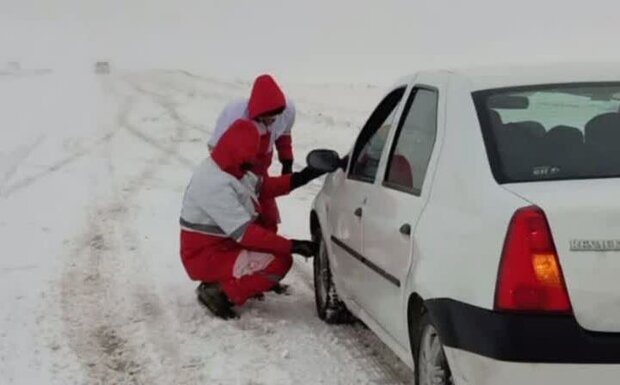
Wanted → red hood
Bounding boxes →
[248,74,286,119]
[211,119,260,179]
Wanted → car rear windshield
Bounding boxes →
[473,82,620,183]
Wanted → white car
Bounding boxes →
[307,64,620,385]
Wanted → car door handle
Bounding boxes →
[399,223,411,236]
[354,207,363,217]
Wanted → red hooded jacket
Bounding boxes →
[248,75,287,119]
[211,119,260,179]
[248,75,293,174]
[180,119,294,281]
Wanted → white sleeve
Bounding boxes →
[283,101,296,135]
[209,106,235,148]
[209,100,248,148]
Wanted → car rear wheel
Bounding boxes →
[415,313,453,385]
[313,231,354,324]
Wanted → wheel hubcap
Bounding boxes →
[418,324,453,385]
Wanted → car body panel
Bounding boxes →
[361,73,448,347]
[451,63,620,91]
[446,347,620,385]
[407,73,527,308]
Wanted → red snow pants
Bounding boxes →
[180,230,293,305]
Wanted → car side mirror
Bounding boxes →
[306,149,341,173]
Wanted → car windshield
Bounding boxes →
[473,82,620,183]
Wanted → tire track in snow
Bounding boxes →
[0,132,118,198]
[0,134,45,193]
[289,266,412,384]
[323,324,412,385]
[62,217,143,385]
[61,74,201,385]
[128,80,213,136]
[120,84,197,170]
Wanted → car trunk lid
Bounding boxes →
[503,179,620,332]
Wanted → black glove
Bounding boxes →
[281,159,293,175]
[290,166,327,189]
[291,240,319,257]
[340,154,349,170]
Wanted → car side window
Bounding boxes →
[384,88,438,195]
[349,87,406,183]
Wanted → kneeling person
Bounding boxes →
[179,119,323,319]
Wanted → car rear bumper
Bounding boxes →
[445,347,620,385]
[426,298,620,364]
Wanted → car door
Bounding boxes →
[328,86,406,300]
[360,85,441,345]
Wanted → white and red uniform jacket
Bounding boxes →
[180,119,293,288]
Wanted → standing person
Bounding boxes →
[181,119,325,319]
[208,74,295,231]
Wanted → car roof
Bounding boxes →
[403,63,620,91]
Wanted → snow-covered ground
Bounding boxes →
[0,69,413,384]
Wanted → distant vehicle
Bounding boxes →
[308,64,620,385]
[95,61,111,74]
[6,61,21,72]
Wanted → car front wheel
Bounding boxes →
[313,231,353,324]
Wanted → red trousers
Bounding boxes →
[180,230,292,305]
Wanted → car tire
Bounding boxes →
[414,312,454,385]
[313,231,354,324]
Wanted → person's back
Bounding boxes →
[180,156,259,251]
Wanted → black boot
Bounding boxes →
[251,292,266,301]
[270,283,290,295]
[251,283,289,301]
[196,282,239,320]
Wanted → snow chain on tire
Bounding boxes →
[313,230,354,324]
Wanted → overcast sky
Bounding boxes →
[1,0,619,84]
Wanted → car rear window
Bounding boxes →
[473,82,620,183]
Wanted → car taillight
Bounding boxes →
[494,206,572,313]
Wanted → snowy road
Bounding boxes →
[0,70,412,384]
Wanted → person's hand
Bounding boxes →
[291,239,319,257]
[281,159,293,175]
[290,167,328,189]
